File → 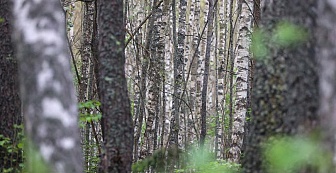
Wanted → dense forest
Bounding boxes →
[1,0,336,172]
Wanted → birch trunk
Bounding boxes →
[13,0,83,172]
[228,0,253,163]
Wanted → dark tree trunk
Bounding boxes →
[200,0,215,147]
[0,0,22,172]
[242,0,318,172]
[12,0,83,172]
[98,0,134,172]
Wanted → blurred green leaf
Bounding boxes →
[265,136,332,173]
[272,22,308,47]
[251,29,268,60]
[25,140,51,172]
[17,142,24,149]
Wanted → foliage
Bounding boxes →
[78,100,102,128]
[132,146,180,172]
[132,145,241,173]
[82,135,100,173]
[0,124,24,173]
[272,22,308,47]
[264,136,333,173]
[78,100,102,172]
[251,29,268,58]
[179,146,241,173]
[207,113,219,137]
[251,21,308,60]
[23,140,51,173]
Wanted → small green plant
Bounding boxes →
[132,147,170,172]
[78,100,102,173]
[78,100,102,127]
[0,124,24,173]
[181,146,241,173]
[132,143,241,173]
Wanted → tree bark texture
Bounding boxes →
[228,0,253,163]
[200,0,215,147]
[242,0,318,172]
[171,0,180,147]
[98,0,134,172]
[12,0,84,172]
[0,0,22,171]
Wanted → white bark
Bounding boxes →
[13,0,83,172]
[228,0,253,163]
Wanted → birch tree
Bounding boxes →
[228,0,253,163]
[170,0,180,147]
[12,0,83,172]
[145,0,163,156]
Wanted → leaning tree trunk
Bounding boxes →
[12,0,83,172]
[0,1,22,172]
[98,0,134,172]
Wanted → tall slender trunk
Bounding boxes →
[133,0,158,160]
[228,0,253,163]
[145,0,163,156]
[80,2,97,172]
[188,0,201,145]
[200,0,215,146]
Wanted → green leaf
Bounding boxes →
[265,136,332,173]
[17,142,24,149]
[272,22,308,47]
[251,29,269,59]
[79,100,101,109]
[86,117,92,122]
